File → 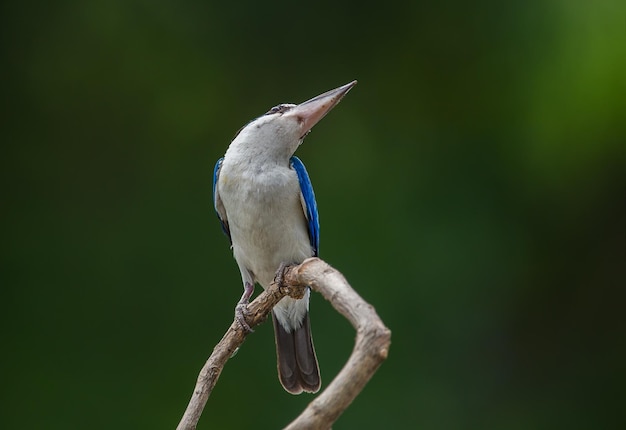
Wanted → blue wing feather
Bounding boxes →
[212,157,231,243]
[290,156,319,256]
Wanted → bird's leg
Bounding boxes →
[235,281,254,333]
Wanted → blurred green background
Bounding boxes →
[2,0,624,428]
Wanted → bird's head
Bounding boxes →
[229,81,357,162]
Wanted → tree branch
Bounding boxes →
[282,258,391,429]
[177,257,391,430]
[175,279,305,430]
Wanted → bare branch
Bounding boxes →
[176,281,306,430]
[282,258,391,429]
[176,257,391,430]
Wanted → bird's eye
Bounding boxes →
[265,104,293,115]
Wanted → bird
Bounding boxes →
[212,81,357,394]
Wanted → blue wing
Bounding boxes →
[290,156,319,256]
[213,157,231,244]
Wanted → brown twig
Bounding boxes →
[176,257,391,430]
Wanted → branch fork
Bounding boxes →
[177,258,391,430]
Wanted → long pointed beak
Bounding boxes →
[285,80,357,136]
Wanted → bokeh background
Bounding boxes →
[2,0,624,428]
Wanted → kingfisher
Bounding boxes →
[212,81,357,394]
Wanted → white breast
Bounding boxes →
[218,161,313,288]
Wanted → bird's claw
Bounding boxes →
[274,262,288,289]
[235,303,254,333]
[234,281,255,333]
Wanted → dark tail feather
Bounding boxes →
[273,311,321,394]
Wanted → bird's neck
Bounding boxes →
[225,139,294,168]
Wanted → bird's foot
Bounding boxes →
[235,302,253,333]
[274,262,306,299]
[274,262,289,289]
[234,281,255,333]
